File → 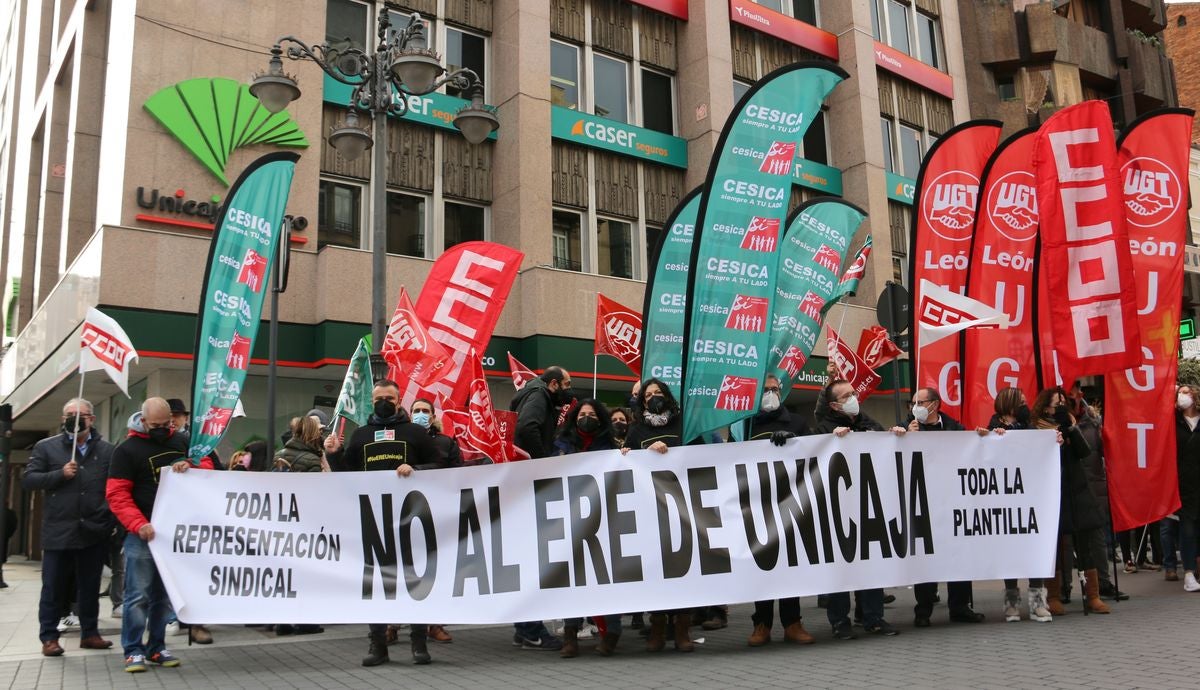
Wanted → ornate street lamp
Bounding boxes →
[251,12,499,355]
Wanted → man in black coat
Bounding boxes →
[510,366,572,460]
[905,387,985,627]
[22,397,115,656]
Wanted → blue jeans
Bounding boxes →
[1181,516,1200,573]
[565,615,622,635]
[1161,518,1180,571]
[121,533,171,658]
[513,621,552,640]
[826,589,884,628]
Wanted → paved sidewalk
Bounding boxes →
[1,554,1197,689]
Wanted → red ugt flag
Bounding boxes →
[445,348,507,463]
[594,294,643,376]
[828,325,881,400]
[382,287,452,387]
[507,352,537,390]
[856,326,903,370]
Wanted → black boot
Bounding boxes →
[410,627,432,665]
[362,634,389,667]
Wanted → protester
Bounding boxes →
[167,398,223,472]
[1066,386,1126,600]
[620,378,697,652]
[332,380,442,666]
[508,365,570,651]
[1174,385,1200,592]
[107,397,212,672]
[1,502,15,589]
[550,399,623,657]
[904,387,987,627]
[610,406,631,449]
[273,416,327,473]
[410,397,460,644]
[22,397,115,656]
[745,374,815,646]
[814,379,904,639]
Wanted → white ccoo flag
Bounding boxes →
[917,279,1009,346]
[79,308,139,396]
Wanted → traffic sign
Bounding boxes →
[877,282,910,334]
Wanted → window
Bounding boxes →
[887,1,911,55]
[593,54,630,123]
[915,13,941,69]
[997,76,1017,102]
[898,123,923,178]
[326,0,368,52]
[318,179,363,249]
[551,41,580,110]
[733,80,752,105]
[641,69,674,135]
[446,27,486,98]
[552,210,583,271]
[597,218,633,279]
[385,191,427,257]
[444,201,485,249]
[646,225,664,261]
[387,9,423,44]
[803,110,829,165]
[870,0,882,40]
[880,118,895,174]
[752,0,819,25]
[754,0,784,11]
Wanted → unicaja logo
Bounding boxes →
[144,78,308,186]
[1121,157,1179,228]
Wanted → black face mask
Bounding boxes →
[1015,404,1032,426]
[577,416,601,433]
[646,396,667,415]
[148,427,171,444]
[373,399,397,420]
[1053,404,1072,427]
[556,387,575,406]
[627,396,639,410]
[62,415,87,436]
[612,421,628,437]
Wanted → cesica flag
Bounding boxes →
[1103,108,1193,531]
[642,188,702,392]
[1032,101,1142,385]
[909,121,1002,420]
[190,152,298,459]
[332,337,373,428]
[150,432,1060,624]
[682,62,847,443]
[80,308,139,396]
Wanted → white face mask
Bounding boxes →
[1179,394,1194,411]
[760,391,781,412]
[912,403,930,424]
[840,395,860,417]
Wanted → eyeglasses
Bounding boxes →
[764,387,782,394]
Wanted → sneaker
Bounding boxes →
[864,620,900,636]
[1123,561,1138,574]
[577,623,597,639]
[831,621,857,640]
[124,654,147,673]
[165,621,183,637]
[1004,589,1021,623]
[1184,572,1200,592]
[512,632,563,651]
[1029,588,1052,622]
[56,615,78,633]
[148,650,181,668]
[111,606,123,619]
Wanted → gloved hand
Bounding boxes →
[770,430,794,446]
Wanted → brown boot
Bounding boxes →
[560,626,578,658]
[1084,569,1111,613]
[596,632,620,656]
[646,614,667,652]
[747,623,771,647]
[673,612,694,652]
[1045,572,1066,616]
[783,621,815,645]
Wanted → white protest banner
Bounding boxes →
[150,432,1060,624]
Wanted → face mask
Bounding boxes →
[1179,394,1194,410]
[760,391,781,413]
[840,395,860,417]
[1053,404,1072,426]
[62,415,87,435]
[411,411,431,428]
[612,421,628,437]
[627,396,639,410]
[577,416,600,433]
[912,404,930,424]
[1015,404,1032,425]
[556,387,575,405]
[148,427,171,444]
[646,396,667,415]
[373,399,397,419]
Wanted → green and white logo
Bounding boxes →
[145,78,309,186]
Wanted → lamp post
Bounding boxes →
[251,12,499,357]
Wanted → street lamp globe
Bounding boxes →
[391,50,444,95]
[250,49,301,113]
[454,87,499,145]
[329,110,373,161]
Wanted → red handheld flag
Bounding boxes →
[449,348,507,463]
[828,325,881,400]
[381,287,451,387]
[856,326,903,370]
[594,294,643,376]
[507,352,537,390]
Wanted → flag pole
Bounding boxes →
[68,368,86,468]
[593,354,598,399]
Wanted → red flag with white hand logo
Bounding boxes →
[381,287,452,388]
[828,325,881,400]
[594,293,644,376]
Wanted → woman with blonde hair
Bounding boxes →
[274,416,327,473]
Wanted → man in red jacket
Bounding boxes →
[106,397,212,673]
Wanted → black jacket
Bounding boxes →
[814,407,884,434]
[1075,408,1108,522]
[22,428,115,550]
[430,429,463,468]
[274,437,324,472]
[511,378,558,459]
[912,412,964,432]
[747,407,811,440]
[623,413,706,450]
[339,411,442,472]
[1176,411,1200,520]
[1056,423,1103,534]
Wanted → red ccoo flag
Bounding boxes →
[594,293,643,376]
[507,351,537,390]
[381,287,452,387]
